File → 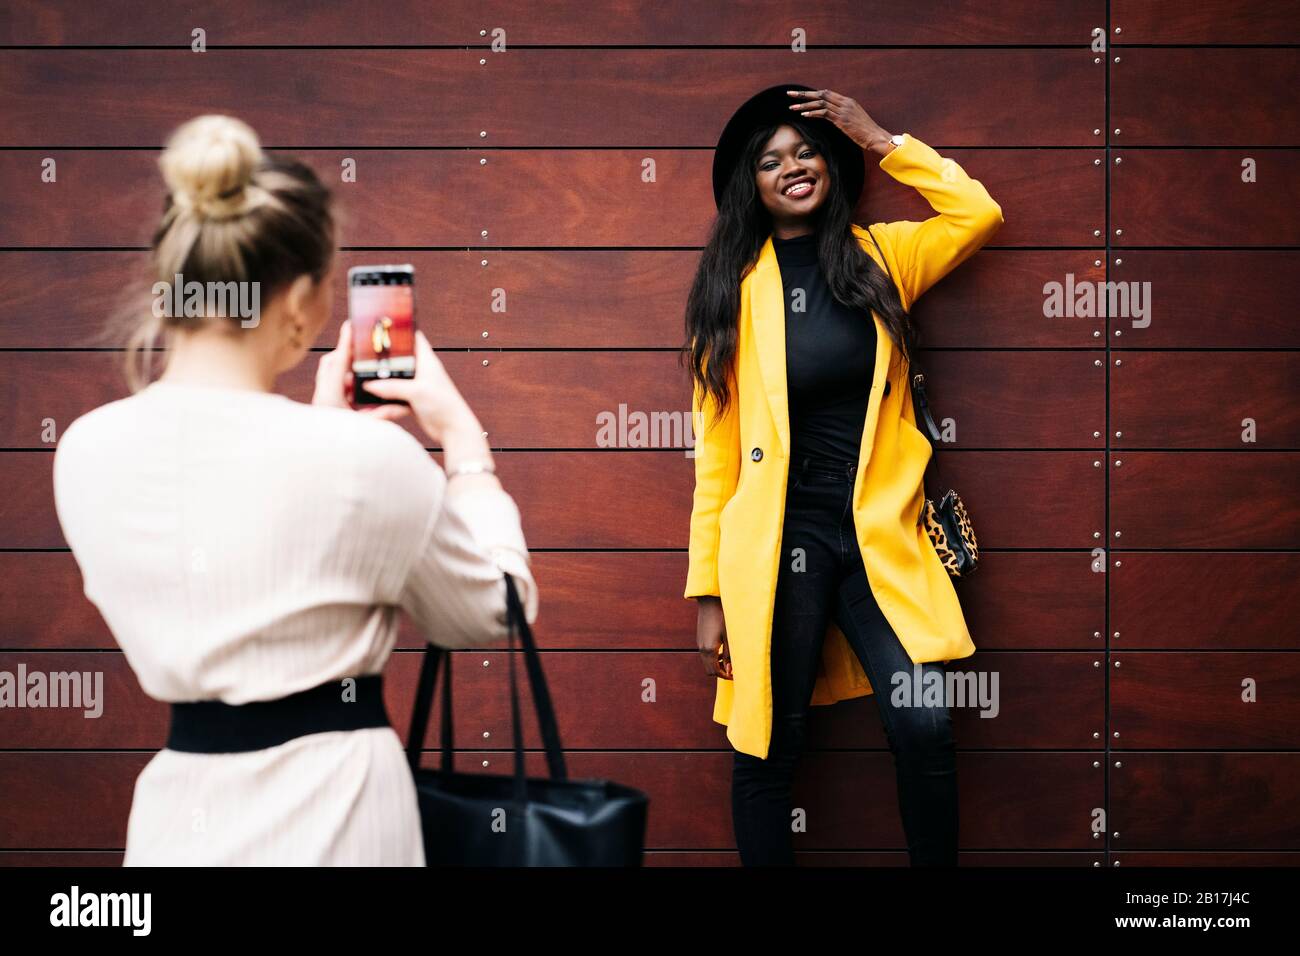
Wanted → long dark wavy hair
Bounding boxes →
[682,117,912,424]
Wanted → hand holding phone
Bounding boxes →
[360,330,480,446]
[311,321,410,423]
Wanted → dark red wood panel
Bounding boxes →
[489,451,1104,549]
[0,350,698,451]
[4,50,1099,148]
[1,51,481,147]
[3,550,1105,654]
[0,849,1107,866]
[0,453,55,549]
[0,148,1101,248]
[496,452,695,549]
[1112,755,1300,849]
[0,551,701,652]
[1111,352,1300,449]
[1111,50,1300,146]
[0,250,698,350]
[0,449,1099,549]
[479,50,1100,147]
[0,553,109,650]
[0,350,1106,450]
[476,148,1100,248]
[1110,553,1300,650]
[0,753,151,850]
[0,649,1101,751]
[956,552,1105,650]
[0,1,1105,46]
[916,250,1106,349]
[0,249,1106,350]
[1109,452,1300,548]
[808,652,1104,750]
[1114,852,1300,866]
[0,150,487,248]
[1111,150,1300,247]
[0,853,123,866]
[1112,0,1300,44]
[1111,653,1300,749]
[0,751,1104,850]
[0,0,486,45]
[1106,252,1300,349]
[512,553,694,649]
[920,351,1105,448]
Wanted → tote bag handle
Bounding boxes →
[405,573,567,798]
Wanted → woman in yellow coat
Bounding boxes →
[683,84,1003,866]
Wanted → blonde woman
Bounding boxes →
[52,115,538,866]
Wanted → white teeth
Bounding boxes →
[784,181,812,196]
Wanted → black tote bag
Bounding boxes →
[405,573,649,865]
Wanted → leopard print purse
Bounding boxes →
[910,370,980,579]
[864,223,979,579]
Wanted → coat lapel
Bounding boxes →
[749,236,790,458]
[748,230,897,466]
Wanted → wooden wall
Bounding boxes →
[1,0,1298,866]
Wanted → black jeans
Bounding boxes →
[731,454,959,866]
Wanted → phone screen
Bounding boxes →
[349,266,415,405]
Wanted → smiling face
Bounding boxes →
[753,124,831,234]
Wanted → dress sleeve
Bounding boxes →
[870,133,1004,311]
[398,463,539,649]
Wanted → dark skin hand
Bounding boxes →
[696,596,733,679]
[786,88,896,158]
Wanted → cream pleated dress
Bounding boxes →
[52,380,538,866]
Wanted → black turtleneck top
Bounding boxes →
[771,231,877,463]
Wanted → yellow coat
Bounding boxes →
[685,133,1004,759]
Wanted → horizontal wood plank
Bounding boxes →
[1106,252,1299,348]
[1111,50,1300,146]
[0,350,1107,450]
[1111,0,1300,44]
[1109,553,1300,650]
[0,649,1102,750]
[2,550,1104,653]
[1111,351,1300,449]
[1,449,1104,549]
[1111,653,1300,748]
[1111,150,1300,247]
[0,148,1101,248]
[1109,452,1300,548]
[0,0,1106,46]
[0,751,1105,850]
[1112,754,1300,849]
[3,50,1100,148]
[0,248,1108,350]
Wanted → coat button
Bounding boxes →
[883,380,891,396]
[751,447,763,462]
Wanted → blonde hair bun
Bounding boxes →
[160,114,265,221]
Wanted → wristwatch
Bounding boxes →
[890,133,906,148]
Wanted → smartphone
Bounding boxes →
[348,264,416,406]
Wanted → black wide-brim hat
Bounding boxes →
[711,82,865,209]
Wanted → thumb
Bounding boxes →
[361,377,416,399]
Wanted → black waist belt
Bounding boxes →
[166,674,391,754]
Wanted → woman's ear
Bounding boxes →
[283,273,315,346]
